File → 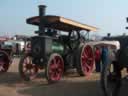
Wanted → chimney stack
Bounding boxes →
[38,5,47,35]
[38,5,46,17]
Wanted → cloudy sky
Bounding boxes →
[0,0,128,37]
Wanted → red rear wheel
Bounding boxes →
[77,45,94,76]
[81,45,94,76]
[46,53,64,83]
[19,55,38,81]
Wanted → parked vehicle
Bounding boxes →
[4,40,25,56]
[18,5,98,83]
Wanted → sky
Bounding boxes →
[0,0,128,37]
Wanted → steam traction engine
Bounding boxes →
[18,5,97,83]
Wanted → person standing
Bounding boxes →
[101,45,109,71]
[16,43,20,56]
[95,47,101,72]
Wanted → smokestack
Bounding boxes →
[38,5,46,16]
[38,5,47,35]
[107,33,111,37]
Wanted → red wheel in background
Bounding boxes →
[77,45,94,76]
[0,51,10,72]
[46,53,64,83]
[19,55,38,81]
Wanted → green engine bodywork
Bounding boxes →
[51,41,64,54]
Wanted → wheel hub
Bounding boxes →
[26,64,33,69]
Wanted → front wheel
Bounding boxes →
[19,55,39,81]
[45,53,64,83]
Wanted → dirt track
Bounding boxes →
[0,58,127,96]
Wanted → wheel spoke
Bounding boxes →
[23,66,27,71]
[50,63,56,69]
[20,56,38,81]
[23,68,28,73]
[82,57,91,71]
[80,45,94,76]
[83,51,88,58]
[88,57,93,61]
[30,69,36,76]
[86,64,91,71]
[56,59,60,66]
[26,57,30,64]
[48,54,64,82]
[23,63,27,67]
[81,59,86,66]
[23,59,27,64]
[82,61,91,71]
[58,67,63,73]
[53,57,56,65]
[85,49,89,57]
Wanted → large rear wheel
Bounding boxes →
[46,53,64,83]
[19,55,39,81]
[77,45,94,76]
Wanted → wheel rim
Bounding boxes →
[48,55,64,81]
[22,56,38,80]
[81,45,94,76]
